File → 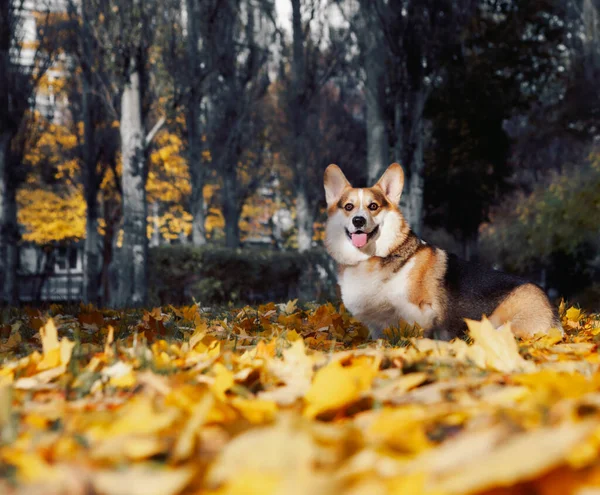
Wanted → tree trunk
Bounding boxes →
[186,0,206,246]
[405,137,425,236]
[0,133,19,305]
[222,167,240,248]
[357,2,389,184]
[83,201,100,304]
[583,0,599,81]
[0,132,9,298]
[80,0,101,305]
[190,163,206,246]
[117,62,147,307]
[296,173,313,252]
[2,177,19,306]
[394,89,426,237]
[101,195,119,306]
[290,0,313,251]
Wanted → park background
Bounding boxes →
[1,0,599,310]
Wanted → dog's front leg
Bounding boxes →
[367,324,388,341]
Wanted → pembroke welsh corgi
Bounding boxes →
[323,163,563,340]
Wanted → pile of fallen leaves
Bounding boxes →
[1,301,600,495]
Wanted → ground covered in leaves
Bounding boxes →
[1,301,600,494]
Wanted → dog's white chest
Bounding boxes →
[339,259,435,336]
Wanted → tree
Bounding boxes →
[182,0,211,246]
[18,116,85,245]
[345,0,390,185]
[203,0,272,248]
[63,0,121,305]
[480,150,600,298]
[0,0,58,304]
[479,0,600,294]
[284,0,357,251]
[87,0,167,307]
[156,0,212,247]
[347,0,477,236]
[423,0,572,256]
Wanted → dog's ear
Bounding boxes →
[324,164,351,207]
[376,163,404,205]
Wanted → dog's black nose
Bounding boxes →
[352,216,366,228]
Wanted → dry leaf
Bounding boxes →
[304,356,378,418]
[92,465,194,495]
[466,318,536,373]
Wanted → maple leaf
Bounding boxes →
[466,317,536,373]
[304,356,378,418]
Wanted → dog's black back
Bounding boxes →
[440,254,530,337]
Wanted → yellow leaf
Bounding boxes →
[304,356,377,418]
[231,397,277,424]
[2,448,59,483]
[466,318,535,373]
[279,299,298,315]
[513,370,595,401]
[211,471,280,495]
[88,396,179,439]
[92,465,194,495]
[0,385,15,444]
[38,318,59,367]
[92,435,166,462]
[567,424,600,468]
[109,371,136,388]
[211,363,234,401]
[104,325,115,356]
[207,416,315,487]
[37,347,61,370]
[566,306,581,322]
[368,406,431,454]
[189,321,208,350]
[37,319,74,370]
[259,339,313,405]
[103,361,137,388]
[172,394,214,462]
[14,365,66,389]
[387,473,439,495]
[532,326,565,347]
[431,421,595,494]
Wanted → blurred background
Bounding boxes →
[1,0,599,309]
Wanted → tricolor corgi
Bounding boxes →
[323,163,563,340]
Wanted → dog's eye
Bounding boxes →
[344,203,354,211]
[368,203,378,211]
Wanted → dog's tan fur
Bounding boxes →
[488,283,557,338]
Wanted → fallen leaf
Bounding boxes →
[432,421,596,494]
[92,465,194,495]
[466,318,535,373]
[304,356,378,418]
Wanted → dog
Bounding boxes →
[323,162,563,341]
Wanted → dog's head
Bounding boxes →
[323,163,408,264]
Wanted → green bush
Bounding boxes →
[148,245,339,306]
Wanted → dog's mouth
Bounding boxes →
[345,226,379,248]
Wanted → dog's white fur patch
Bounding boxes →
[339,257,437,339]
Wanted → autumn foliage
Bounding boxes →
[1,302,600,494]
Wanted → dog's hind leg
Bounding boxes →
[488,283,563,339]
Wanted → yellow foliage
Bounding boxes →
[18,188,86,243]
[148,130,190,204]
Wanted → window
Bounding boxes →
[54,246,80,273]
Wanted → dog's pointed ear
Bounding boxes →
[324,164,350,207]
[376,163,404,205]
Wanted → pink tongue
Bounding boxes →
[351,233,368,248]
